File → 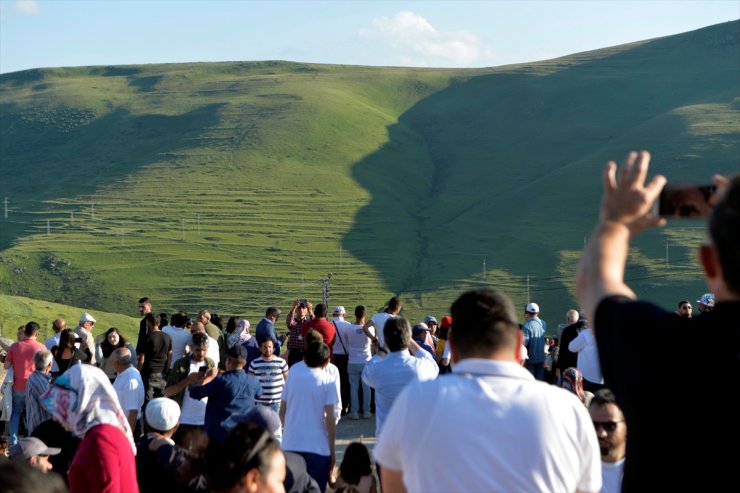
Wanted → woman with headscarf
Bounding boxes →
[42,363,139,493]
[560,367,594,408]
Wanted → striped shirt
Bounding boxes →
[248,356,288,405]
[25,371,53,434]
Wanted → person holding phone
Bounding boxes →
[576,151,739,491]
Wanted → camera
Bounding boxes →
[654,183,717,218]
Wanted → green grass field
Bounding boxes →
[0,21,738,327]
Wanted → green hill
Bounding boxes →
[1,20,738,324]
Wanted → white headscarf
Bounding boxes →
[227,319,251,349]
[42,363,136,453]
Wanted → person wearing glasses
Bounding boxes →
[676,300,692,318]
[577,152,739,490]
[589,389,626,493]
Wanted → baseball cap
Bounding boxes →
[227,344,248,361]
[697,293,715,307]
[525,303,540,314]
[9,437,61,461]
[145,397,181,432]
[79,312,96,324]
[226,405,281,433]
[332,306,346,315]
[412,323,430,336]
[423,316,438,326]
[440,316,453,328]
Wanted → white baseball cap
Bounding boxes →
[79,312,96,324]
[525,303,540,314]
[333,306,346,315]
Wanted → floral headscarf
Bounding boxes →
[560,367,586,402]
[42,363,135,452]
[227,319,251,349]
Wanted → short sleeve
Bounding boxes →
[373,382,412,469]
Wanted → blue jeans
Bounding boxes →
[10,390,26,446]
[295,451,331,493]
[348,363,370,414]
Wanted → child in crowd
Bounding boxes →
[330,441,377,493]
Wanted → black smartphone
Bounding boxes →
[198,366,207,374]
[655,183,717,218]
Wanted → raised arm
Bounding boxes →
[577,151,666,326]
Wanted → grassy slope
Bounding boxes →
[0,293,140,343]
[1,21,738,326]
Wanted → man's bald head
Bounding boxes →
[52,319,67,333]
[566,309,579,325]
[191,322,206,335]
[112,347,133,370]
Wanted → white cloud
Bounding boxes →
[15,0,41,15]
[360,11,495,67]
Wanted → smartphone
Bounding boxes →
[655,183,717,218]
[198,366,208,374]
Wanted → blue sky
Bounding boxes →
[0,0,738,74]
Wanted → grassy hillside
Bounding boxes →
[0,21,738,325]
[0,293,140,343]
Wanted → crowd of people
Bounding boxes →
[0,155,737,493]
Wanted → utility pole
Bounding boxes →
[483,259,486,278]
[70,211,74,224]
[46,219,50,235]
[322,273,332,307]
[3,197,7,219]
[91,204,95,220]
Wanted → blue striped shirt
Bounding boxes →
[25,371,52,434]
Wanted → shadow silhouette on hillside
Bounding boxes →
[0,103,225,249]
[342,21,740,304]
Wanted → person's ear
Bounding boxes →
[244,469,261,493]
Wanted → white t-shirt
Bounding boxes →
[163,326,192,369]
[601,459,625,493]
[113,366,145,418]
[369,312,394,349]
[179,360,208,425]
[281,362,340,456]
[45,333,61,372]
[187,334,220,368]
[374,359,601,493]
[346,323,372,364]
[568,328,603,384]
[331,318,353,356]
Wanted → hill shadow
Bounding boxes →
[0,102,225,248]
[342,21,740,302]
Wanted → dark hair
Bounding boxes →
[191,332,209,348]
[709,175,740,295]
[159,312,169,327]
[145,312,161,328]
[100,327,127,358]
[211,313,224,330]
[138,297,151,304]
[355,305,366,319]
[58,328,75,350]
[314,303,328,318]
[438,325,450,340]
[304,329,323,347]
[24,321,40,337]
[206,422,282,491]
[449,289,519,359]
[678,300,691,308]
[265,306,280,318]
[384,317,411,352]
[590,388,618,408]
[387,296,401,313]
[338,442,373,486]
[0,460,68,493]
[225,316,239,334]
[171,312,189,328]
[304,341,330,368]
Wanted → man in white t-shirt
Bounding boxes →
[163,312,193,369]
[44,319,66,375]
[373,289,601,493]
[346,305,373,419]
[111,347,145,435]
[361,296,401,350]
[589,388,626,493]
[190,322,220,368]
[281,341,339,493]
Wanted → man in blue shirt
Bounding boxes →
[255,306,282,356]
[189,344,262,443]
[522,302,547,380]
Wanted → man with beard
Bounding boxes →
[589,389,626,493]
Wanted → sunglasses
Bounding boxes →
[592,420,623,432]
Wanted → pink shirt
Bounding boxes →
[69,424,139,493]
[6,338,45,391]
